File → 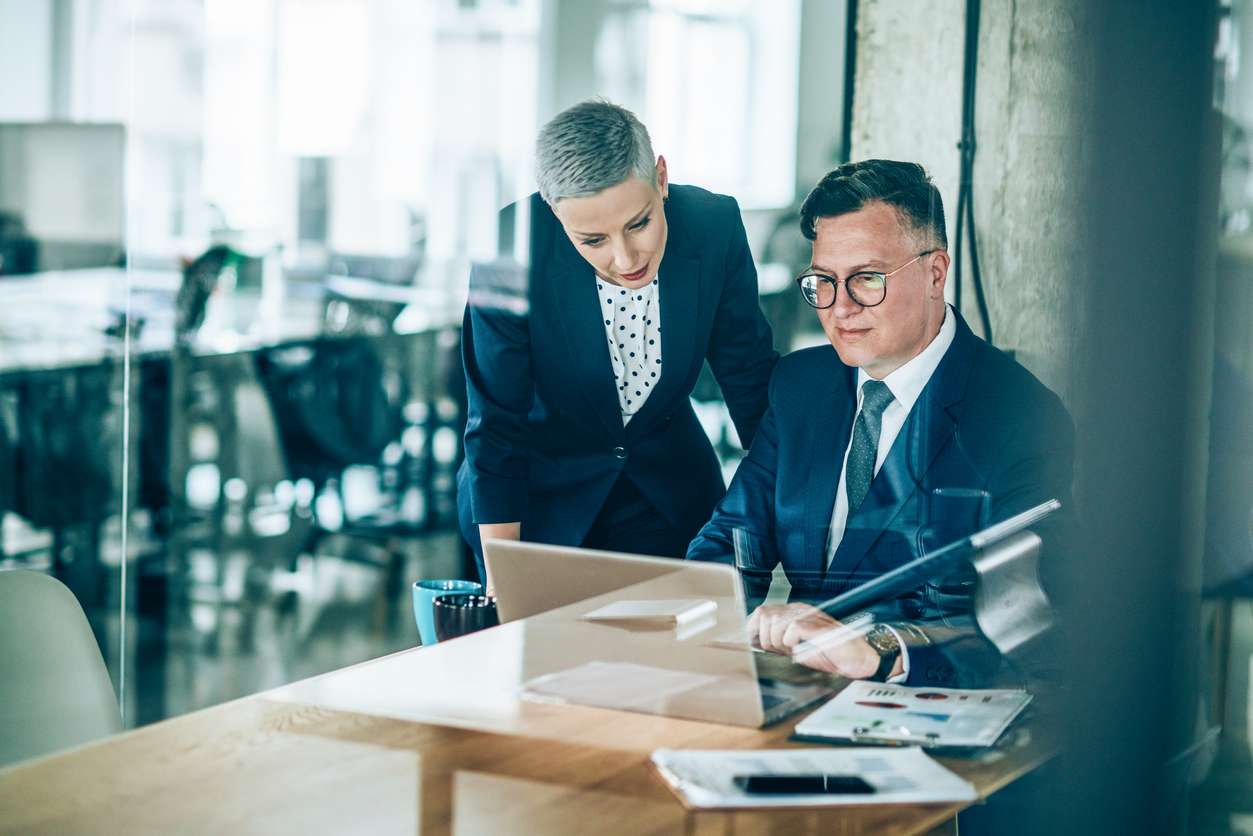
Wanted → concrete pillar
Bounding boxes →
[850,0,965,221]
[850,0,1087,400]
[969,1,1088,400]
[850,0,1218,831]
[1065,1,1216,830]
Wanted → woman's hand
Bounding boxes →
[746,603,889,680]
[478,523,521,596]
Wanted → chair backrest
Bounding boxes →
[0,570,122,768]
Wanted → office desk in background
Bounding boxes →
[0,267,471,726]
[0,266,464,571]
[0,582,1055,836]
[0,267,458,372]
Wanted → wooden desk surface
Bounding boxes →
[0,584,1054,836]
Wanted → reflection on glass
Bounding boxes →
[0,0,808,735]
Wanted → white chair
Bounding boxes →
[0,569,122,768]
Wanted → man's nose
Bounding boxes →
[831,281,862,317]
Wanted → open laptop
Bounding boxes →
[485,541,703,623]
[484,540,835,728]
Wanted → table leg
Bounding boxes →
[419,751,454,836]
[1213,597,1234,733]
[921,815,958,836]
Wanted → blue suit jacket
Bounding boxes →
[687,311,1075,687]
[458,185,777,558]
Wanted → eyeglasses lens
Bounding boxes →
[850,274,885,306]
[800,276,832,308]
[799,274,886,308]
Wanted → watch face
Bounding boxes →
[866,625,901,655]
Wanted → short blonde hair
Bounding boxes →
[535,99,656,205]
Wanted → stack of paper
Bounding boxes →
[649,747,978,809]
[793,681,1032,748]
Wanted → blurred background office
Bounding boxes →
[0,0,1248,833]
[0,0,832,727]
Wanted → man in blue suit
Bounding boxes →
[688,160,1074,688]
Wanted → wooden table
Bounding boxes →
[0,581,1054,836]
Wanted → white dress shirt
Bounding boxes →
[598,278,662,424]
[823,304,957,681]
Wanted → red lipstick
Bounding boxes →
[620,264,649,283]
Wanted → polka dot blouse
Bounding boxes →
[598,278,662,424]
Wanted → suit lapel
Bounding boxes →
[548,235,627,442]
[827,312,980,579]
[803,364,857,575]
[629,201,699,432]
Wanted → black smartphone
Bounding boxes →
[733,775,876,795]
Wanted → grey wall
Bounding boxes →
[850,0,1087,402]
[850,0,965,252]
[970,1,1088,402]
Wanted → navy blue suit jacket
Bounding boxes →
[458,185,777,559]
[687,311,1075,687]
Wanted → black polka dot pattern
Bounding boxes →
[598,279,662,422]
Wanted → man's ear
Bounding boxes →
[656,155,670,198]
[928,249,951,297]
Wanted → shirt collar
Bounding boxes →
[856,304,956,411]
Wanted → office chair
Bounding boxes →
[0,569,122,768]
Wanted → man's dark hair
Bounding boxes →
[799,160,947,249]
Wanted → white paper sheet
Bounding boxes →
[794,681,1032,748]
[649,747,978,808]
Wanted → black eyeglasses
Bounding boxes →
[795,251,934,309]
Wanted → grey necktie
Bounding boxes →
[845,380,895,519]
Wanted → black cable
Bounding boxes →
[956,0,993,344]
[954,150,967,318]
[839,0,860,164]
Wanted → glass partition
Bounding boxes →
[0,0,816,728]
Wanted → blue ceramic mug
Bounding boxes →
[413,580,482,646]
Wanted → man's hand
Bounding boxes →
[478,522,521,597]
[746,603,890,680]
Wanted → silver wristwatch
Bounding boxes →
[865,624,901,682]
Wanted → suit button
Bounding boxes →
[612,446,628,459]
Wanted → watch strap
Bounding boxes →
[871,647,900,682]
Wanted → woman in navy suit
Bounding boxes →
[457,100,778,591]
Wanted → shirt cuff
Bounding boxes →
[884,625,910,684]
